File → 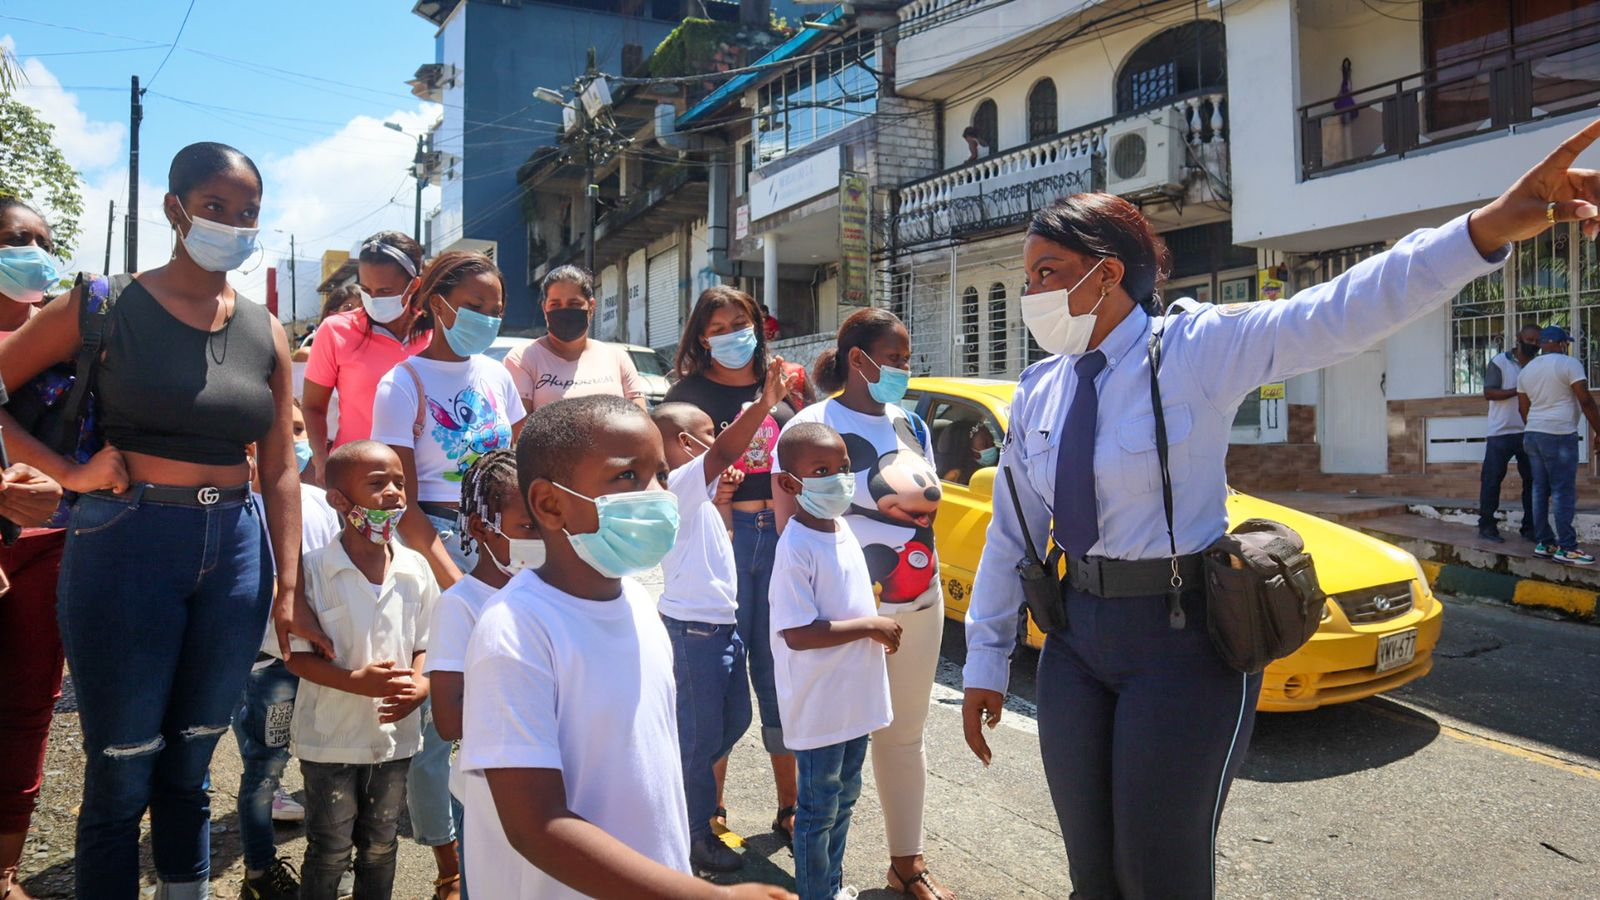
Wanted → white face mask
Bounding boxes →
[360,286,410,324]
[487,521,546,576]
[1020,259,1107,357]
[177,202,259,273]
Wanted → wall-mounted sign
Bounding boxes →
[1258,268,1286,301]
[749,145,842,222]
[838,172,871,306]
[1259,383,1286,400]
[735,203,749,241]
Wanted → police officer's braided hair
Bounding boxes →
[458,448,519,555]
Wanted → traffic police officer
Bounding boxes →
[962,118,1600,899]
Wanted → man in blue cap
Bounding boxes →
[1517,324,1600,564]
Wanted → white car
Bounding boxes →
[484,335,673,406]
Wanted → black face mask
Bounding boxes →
[1519,341,1540,358]
[546,307,590,343]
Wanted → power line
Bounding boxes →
[143,0,197,90]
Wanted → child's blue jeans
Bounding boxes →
[661,616,752,844]
[794,735,869,900]
[232,659,299,872]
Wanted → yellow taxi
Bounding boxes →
[906,376,1442,712]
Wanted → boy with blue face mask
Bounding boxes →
[770,423,900,900]
[651,358,795,875]
[457,395,796,900]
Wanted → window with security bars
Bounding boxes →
[1027,79,1057,142]
[988,283,1009,375]
[1448,222,1600,393]
[960,286,980,375]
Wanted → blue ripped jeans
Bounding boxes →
[58,488,272,899]
[232,660,299,873]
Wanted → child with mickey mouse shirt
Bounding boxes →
[773,309,954,900]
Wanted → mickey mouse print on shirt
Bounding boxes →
[780,400,943,613]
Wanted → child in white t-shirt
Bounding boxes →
[458,395,794,900]
[650,358,795,874]
[285,440,439,900]
[770,423,900,900]
[424,447,541,899]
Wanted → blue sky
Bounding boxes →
[2,0,448,314]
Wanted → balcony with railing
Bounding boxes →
[1299,32,1600,179]
[888,91,1227,249]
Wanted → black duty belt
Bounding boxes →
[94,483,251,508]
[1065,553,1206,599]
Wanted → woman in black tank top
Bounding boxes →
[0,142,321,898]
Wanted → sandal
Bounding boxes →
[888,862,953,900]
[433,873,461,900]
[771,805,796,848]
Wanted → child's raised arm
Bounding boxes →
[699,357,795,485]
[486,768,796,900]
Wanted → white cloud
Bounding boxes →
[5,37,441,322]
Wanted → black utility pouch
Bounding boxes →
[1002,465,1068,634]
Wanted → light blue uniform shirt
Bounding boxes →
[963,213,1508,694]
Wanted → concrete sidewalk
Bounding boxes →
[1257,491,1600,621]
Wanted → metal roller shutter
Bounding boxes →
[646,249,679,350]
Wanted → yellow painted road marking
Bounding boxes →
[1512,580,1598,617]
[1360,701,1600,783]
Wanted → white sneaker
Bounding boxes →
[270,787,305,822]
[833,889,860,900]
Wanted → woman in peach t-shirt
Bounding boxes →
[502,264,646,411]
[301,231,429,483]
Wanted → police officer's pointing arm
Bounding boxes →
[1180,116,1600,413]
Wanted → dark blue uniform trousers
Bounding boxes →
[1037,588,1262,900]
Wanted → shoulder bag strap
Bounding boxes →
[399,362,426,439]
[1001,464,1047,566]
[1147,321,1187,629]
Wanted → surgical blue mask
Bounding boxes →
[0,245,63,304]
[553,482,680,578]
[294,439,313,474]
[439,300,503,357]
[795,471,855,519]
[977,446,999,467]
[178,202,259,273]
[708,326,758,369]
[859,352,911,405]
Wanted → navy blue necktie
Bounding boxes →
[1054,350,1107,560]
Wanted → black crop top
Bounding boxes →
[96,276,277,466]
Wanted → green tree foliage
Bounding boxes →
[0,98,85,257]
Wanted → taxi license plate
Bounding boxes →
[1376,628,1417,673]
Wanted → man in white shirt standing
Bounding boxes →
[1478,324,1542,542]
[1517,325,1600,564]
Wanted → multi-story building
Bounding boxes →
[1223,0,1600,499]
[410,0,804,328]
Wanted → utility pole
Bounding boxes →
[103,200,114,274]
[126,76,142,268]
[413,134,425,245]
[289,233,298,326]
[583,47,598,275]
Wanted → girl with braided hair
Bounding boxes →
[422,448,541,898]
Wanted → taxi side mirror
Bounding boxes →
[969,466,997,498]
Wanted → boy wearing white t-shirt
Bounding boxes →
[651,358,795,874]
[459,395,794,900]
[769,423,900,900]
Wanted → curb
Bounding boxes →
[1416,559,1598,620]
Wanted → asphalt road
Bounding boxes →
[17,594,1600,898]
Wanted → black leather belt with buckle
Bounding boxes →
[1065,553,1206,600]
[94,483,251,508]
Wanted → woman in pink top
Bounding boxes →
[502,265,646,411]
[301,231,429,483]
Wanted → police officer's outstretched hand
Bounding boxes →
[963,688,1004,766]
[1470,116,1600,255]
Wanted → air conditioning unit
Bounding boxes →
[1104,109,1187,198]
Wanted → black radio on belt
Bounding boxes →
[1001,465,1069,634]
